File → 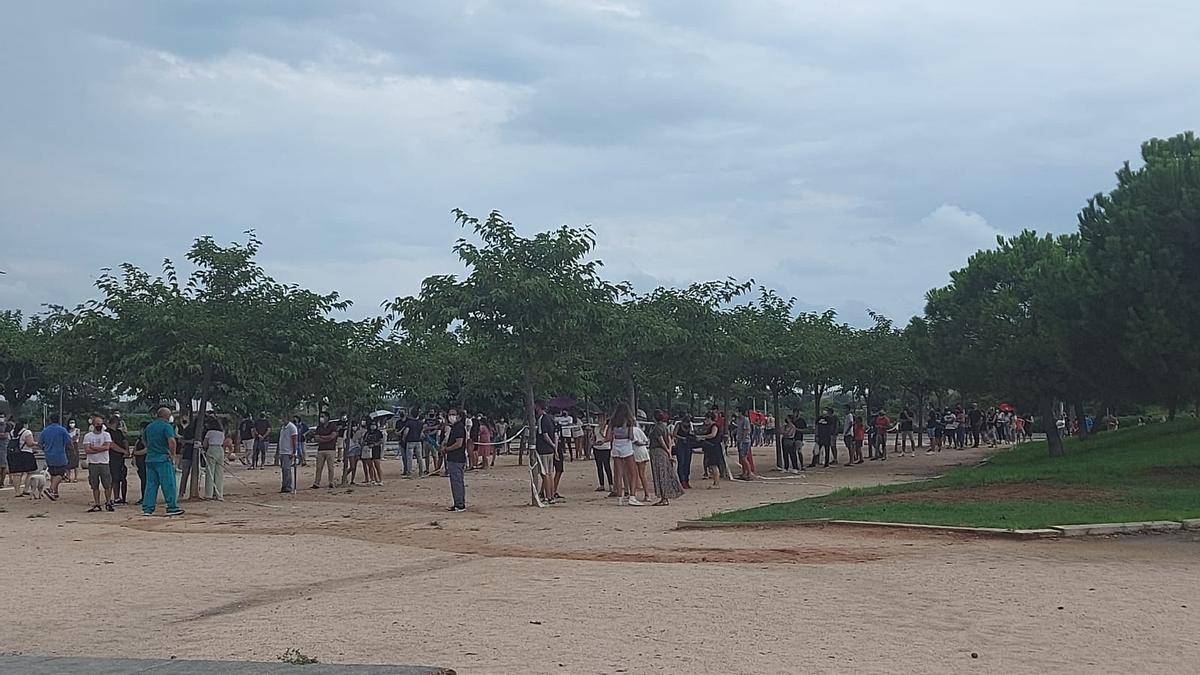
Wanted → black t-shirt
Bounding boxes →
[536,414,558,455]
[899,414,914,432]
[968,409,984,426]
[109,428,129,455]
[405,417,423,444]
[315,422,339,451]
[815,414,834,440]
[254,419,269,438]
[445,421,467,463]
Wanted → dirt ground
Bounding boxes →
[2,443,1198,674]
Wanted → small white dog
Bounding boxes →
[26,469,49,499]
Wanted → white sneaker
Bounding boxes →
[617,496,628,506]
[627,496,645,506]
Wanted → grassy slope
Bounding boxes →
[709,420,1200,529]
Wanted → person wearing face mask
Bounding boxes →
[66,419,81,483]
[361,420,384,486]
[440,408,468,512]
[276,414,299,493]
[82,415,115,512]
[341,418,366,486]
[107,415,131,504]
[311,413,339,489]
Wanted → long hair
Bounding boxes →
[611,402,635,429]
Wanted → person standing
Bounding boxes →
[403,409,426,476]
[872,409,891,461]
[607,403,644,503]
[671,413,693,488]
[361,420,384,486]
[8,419,39,496]
[132,421,149,502]
[440,407,468,512]
[897,408,915,457]
[592,413,613,492]
[107,415,130,505]
[393,410,415,477]
[82,415,115,512]
[648,410,683,506]
[202,417,226,501]
[534,400,559,503]
[734,408,755,480]
[476,416,493,470]
[841,407,855,466]
[812,407,836,468]
[312,413,339,489]
[141,407,184,517]
[781,415,800,473]
[251,413,270,469]
[278,415,299,494]
[694,411,722,490]
[0,413,10,490]
[294,415,309,467]
[968,403,984,448]
[342,419,365,486]
[66,419,81,483]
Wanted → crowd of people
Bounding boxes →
[2,399,1041,515]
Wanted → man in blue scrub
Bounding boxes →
[142,407,185,517]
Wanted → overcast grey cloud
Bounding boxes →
[2,1,1198,325]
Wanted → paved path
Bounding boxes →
[0,656,453,674]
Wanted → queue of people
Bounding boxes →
[4,399,1037,516]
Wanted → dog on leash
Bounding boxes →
[26,469,49,499]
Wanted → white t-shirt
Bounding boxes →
[19,428,34,453]
[278,422,298,455]
[83,430,112,464]
[204,430,224,447]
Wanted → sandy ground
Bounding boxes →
[2,442,1198,674]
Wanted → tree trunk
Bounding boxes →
[521,360,535,467]
[622,362,636,413]
[189,361,212,499]
[812,383,825,423]
[1041,398,1064,457]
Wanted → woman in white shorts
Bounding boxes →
[606,403,643,506]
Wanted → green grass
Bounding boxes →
[709,420,1200,529]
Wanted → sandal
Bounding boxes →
[87,505,102,512]
[652,499,669,506]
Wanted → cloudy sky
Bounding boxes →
[3,1,1197,325]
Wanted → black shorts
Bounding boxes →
[701,441,723,467]
[47,464,68,477]
[363,446,381,460]
[553,452,565,473]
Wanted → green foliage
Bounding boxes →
[711,421,1200,528]
[57,232,354,420]
[1078,132,1200,415]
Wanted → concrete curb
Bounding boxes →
[680,518,1200,539]
[675,519,1058,539]
[1050,520,1184,537]
[675,519,830,530]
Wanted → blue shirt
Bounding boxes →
[39,424,71,466]
[144,419,177,464]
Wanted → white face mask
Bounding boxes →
[448,415,459,424]
[169,415,176,424]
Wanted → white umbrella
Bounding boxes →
[369,409,395,420]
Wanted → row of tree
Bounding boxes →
[2,133,1196,461]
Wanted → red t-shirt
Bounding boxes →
[874,416,891,432]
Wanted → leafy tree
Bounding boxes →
[388,210,623,463]
[925,231,1079,455]
[1078,132,1200,418]
[0,311,50,414]
[62,233,351,496]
